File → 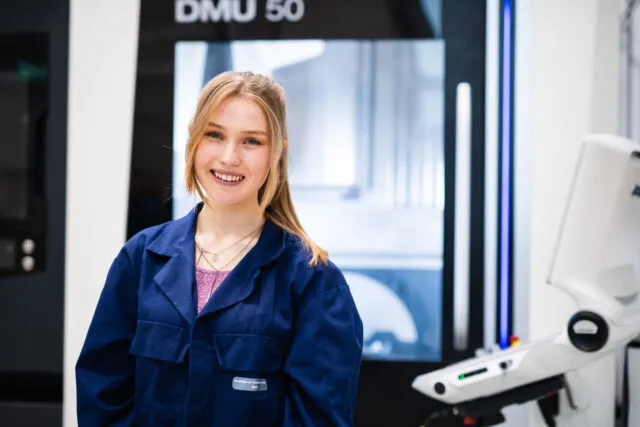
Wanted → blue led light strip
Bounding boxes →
[499,0,513,349]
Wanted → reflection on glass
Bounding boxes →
[174,39,445,361]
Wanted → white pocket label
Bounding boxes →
[232,377,268,392]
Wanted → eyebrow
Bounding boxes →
[208,122,268,136]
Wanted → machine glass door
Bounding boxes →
[127,0,492,425]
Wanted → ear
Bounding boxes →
[282,139,288,149]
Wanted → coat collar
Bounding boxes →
[146,203,287,322]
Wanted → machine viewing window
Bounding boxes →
[173,39,445,361]
[0,34,48,224]
[0,73,30,220]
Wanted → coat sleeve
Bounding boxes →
[75,248,138,426]
[282,264,364,427]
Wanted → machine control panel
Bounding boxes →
[0,236,43,276]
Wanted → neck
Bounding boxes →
[196,199,265,242]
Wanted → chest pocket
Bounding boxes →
[213,334,287,372]
[129,320,189,363]
[128,319,189,422]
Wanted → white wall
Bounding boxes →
[515,0,621,426]
[63,0,140,425]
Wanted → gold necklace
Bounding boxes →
[196,232,260,304]
[195,226,262,271]
[195,223,263,263]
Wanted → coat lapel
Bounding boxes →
[153,247,197,323]
[147,206,199,324]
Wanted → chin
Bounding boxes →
[206,191,256,208]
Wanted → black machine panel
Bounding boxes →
[0,1,69,426]
[0,37,48,277]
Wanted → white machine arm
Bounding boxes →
[412,307,640,404]
[412,135,640,427]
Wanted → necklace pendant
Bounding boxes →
[211,253,219,262]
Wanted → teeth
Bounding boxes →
[214,171,244,182]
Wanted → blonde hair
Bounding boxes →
[184,71,328,266]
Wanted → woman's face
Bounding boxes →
[194,96,271,209]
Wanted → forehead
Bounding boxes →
[208,96,267,130]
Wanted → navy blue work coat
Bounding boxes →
[76,205,364,427]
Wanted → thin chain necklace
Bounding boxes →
[196,223,263,263]
[195,231,260,305]
[195,230,258,272]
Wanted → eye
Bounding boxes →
[205,130,223,140]
[244,138,262,146]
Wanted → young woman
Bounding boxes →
[76,71,364,426]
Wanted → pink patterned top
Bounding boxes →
[196,266,231,313]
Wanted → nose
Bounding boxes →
[220,140,241,166]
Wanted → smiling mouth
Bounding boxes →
[211,170,245,183]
